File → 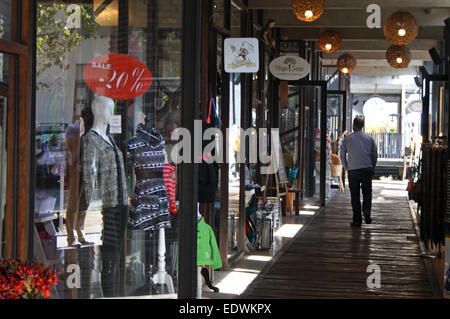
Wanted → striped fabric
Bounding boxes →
[126,124,171,231]
[163,163,177,214]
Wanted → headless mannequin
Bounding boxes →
[81,95,128,297]
[91,96,114,146]
[125,117,173,293]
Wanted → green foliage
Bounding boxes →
[36,4,99,88]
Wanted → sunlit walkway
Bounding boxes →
[241,181,439,299]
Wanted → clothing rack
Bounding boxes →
[417,143,447,257]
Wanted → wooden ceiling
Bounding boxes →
[248,0,449,76]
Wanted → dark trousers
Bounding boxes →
[348,167,374,224]
[101,205,128,297]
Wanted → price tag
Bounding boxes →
[83,54,152,100]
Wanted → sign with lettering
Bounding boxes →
[83,54,152,100]
[224,38,259,73]
[109,115,122,134]
[269,55,310,81]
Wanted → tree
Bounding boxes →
[36,4,100,88]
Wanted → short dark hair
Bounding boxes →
[353,116,364,130]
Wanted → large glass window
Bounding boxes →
[0,0,11,40]
[0,92,6,258]
[34,0,182,298]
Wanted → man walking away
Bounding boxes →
[340,116,378,227]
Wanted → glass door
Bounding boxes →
[0,0,11,258]
[0,50,18,259]
[0,93,7,258]
[284,80,328,207]
[326,91,346,196]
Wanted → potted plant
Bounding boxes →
[0,259,59,299]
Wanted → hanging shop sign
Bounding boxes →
[224,38,259,73]
[269,55,310,81]
[407,100,422,113]
[83,53,152,100]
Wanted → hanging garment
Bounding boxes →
[79,130,128,211]
[163,163,177,214]
[418,143,447,249]
[197,217,222,270]
[198,119,219,203]
[126,124,171,231]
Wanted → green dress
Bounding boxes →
[197,217,222,270]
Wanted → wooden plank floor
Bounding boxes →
[242,181,436,299]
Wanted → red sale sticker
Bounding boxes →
[83,54,152,100]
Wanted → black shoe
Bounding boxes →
[350,222,361,228]
[365,217,372,224]
[201,267,219,293]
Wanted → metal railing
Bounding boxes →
[368,132,402,159]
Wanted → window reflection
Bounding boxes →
[34,0,182,298]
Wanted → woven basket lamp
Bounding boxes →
[386,45,411,68]
[318,31,342,53]
[292,0,325,22]
[337,53,357,74]
[383,11,418,46]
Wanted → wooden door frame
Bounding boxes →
[0,0,35,260]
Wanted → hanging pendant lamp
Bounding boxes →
[292,0,325,22]
[318,31,342,53]
[386,45,411,68]
[383,11,418,46]
[337,53,357,74]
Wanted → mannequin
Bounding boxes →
[125,116,171,231]
[79,95,128,297]
[65,120,91,247]
[65,107,94,247]
[91,97,113,145]
[125,116,173,294]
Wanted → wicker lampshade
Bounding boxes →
[337,53,357,74]
[292,0,324,22]
[318,31,342,53]
[383,11,418,45]
[386,45,411,68]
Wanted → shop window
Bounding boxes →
[34,0,182,298]
[0,92,7,258]
[0,52,8,85]
[0,0,11,40]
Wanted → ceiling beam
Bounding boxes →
[323,51,430,60]
[265,8,450,28]
[322,58,425,66]
[249,0,450,10]
[311,39,439,52]
[280,27,443,41]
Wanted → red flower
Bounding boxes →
[0,259,59,299]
